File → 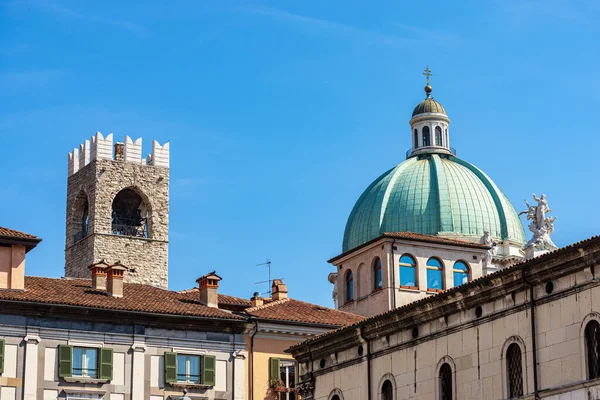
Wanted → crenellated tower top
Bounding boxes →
[68,132,170,176]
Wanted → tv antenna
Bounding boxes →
[254,259,279,296]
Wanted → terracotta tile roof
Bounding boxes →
[0,277,244,320]
[0,226,39,240]
[329,231,489,263]
[180,289,363,327]
[244,298,364,327]
[291,235,600,352]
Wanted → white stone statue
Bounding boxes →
[328,272,338,309]
[519,193,557,252]
[480,230,497,269]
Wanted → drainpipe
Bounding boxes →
[232,342,236,400]
[249,319,259,400]
[391,239,396,310]
[360,326,372,400]
[521,267,539,400]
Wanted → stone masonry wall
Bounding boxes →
[65,158,169,288]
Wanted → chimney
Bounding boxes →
[251,292,263,307]
[106,261,128,298]
[114,142,124,161]
[271,279,288,301]
[0,228,41,290]
[88,260,109,290]
[196,271,222,308]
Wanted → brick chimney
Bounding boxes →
[251,292,263,307]
[271,279,288,300]
[196,271,222,308]
[88,260,109,290]
[106,261,128,298]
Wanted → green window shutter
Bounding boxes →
[0,339,5,374]
[164,352,177,384]
[58,345,73,378]
[99,348,113,380]
[269,357,280,387]
[202,355,216,386]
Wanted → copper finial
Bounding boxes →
[423,66,433,97]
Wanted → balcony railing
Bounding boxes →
[405,147,457,159]
[111,217,148,238]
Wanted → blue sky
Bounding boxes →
[1,0,599,307]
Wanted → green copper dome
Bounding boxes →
[342,154,526,252]
[412,98,447,117]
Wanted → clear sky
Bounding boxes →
[1,0,599,307]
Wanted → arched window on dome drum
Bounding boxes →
[399,254,416,288]
[381,380,393,400]
[585,320,600,379]
[422,126,430,147]
[507,343,524,398]
[345,270,354,303]
[426,258,443,291]
[452,261,469,287]
[414,129,419,149]
[439,363,452,400]
[435,126,442,146]
[445,129,448,147]
[373,257,382,291]
[331,396,340,400]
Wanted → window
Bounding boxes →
[164,352,216,386]
[71,190,89,244]
[506,343,523,398]
[435,126,442,146]
[177,354,201,384]
[280,359,297,400]
[332,396,340,400]
[445,129,448,147]
[452,261,469,287]
[399,254,416,288]
[57,345,113,380]
[382,379,393,400]
[439,363,452,400]
[422,126,430,147]
[414,129,419,149]
[585,320,600,379]
[111,188,151,238]
[373,257,382,290]
[345,271,354,302]
[426,258,443,291]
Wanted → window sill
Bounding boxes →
[169,382,213,390]
[63,376,109,384]
[343,300,354,305]
[372,287,383,293]
[399,285,418,291]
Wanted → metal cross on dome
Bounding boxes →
[423,67,433,85]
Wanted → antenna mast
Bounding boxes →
[254,259,273,296]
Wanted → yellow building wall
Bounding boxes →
[245,335,302,400]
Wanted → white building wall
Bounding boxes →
[308,263,600,399]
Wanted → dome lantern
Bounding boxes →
[409,68,452,157]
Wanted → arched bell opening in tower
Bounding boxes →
[70,190,89,244]
[111,188,152,238]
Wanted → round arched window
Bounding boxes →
[452,261,469,287]
[345,271,354,302]
[399,254,416,288]
[373,257,382,291]
[426,258,443,291]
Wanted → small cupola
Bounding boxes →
[196,271,222,308]
[409,67,452,158]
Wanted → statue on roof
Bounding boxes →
[480,231,497,270]
[520,193,557,252]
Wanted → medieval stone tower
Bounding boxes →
[65,132,170,288]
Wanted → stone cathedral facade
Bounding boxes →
[65,132,170,288]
